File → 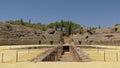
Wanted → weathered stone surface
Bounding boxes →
[0,23,62,45]
[46,28,55,34]
[70,25,120,45]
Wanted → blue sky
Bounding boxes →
[0,0,120,27]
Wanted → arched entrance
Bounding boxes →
[39,40,41,45]
[50,41,53,45]
[78,41,81,45]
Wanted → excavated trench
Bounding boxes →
[30,45,91,62]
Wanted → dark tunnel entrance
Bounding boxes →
[39,40,41,45]
[50,41,53,45]
[63,46,69,52]
[79,41,81,45]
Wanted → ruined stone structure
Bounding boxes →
[30,45,91,62]
[1,23,120,46]
[70,25,120,45]
[0,23,62,45]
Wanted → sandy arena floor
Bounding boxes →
[0,45,49,63]
[0,45,120,68]
[80,45,120,62]
[0,62,120,68]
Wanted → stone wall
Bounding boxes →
[0,23,62,45]
[70,32,120,46]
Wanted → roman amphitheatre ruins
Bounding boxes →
[0,23,120,68]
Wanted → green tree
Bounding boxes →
[29,19,31,24]
[47,20,80,36]
[6,20,80,35]
[20,18,25,25]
